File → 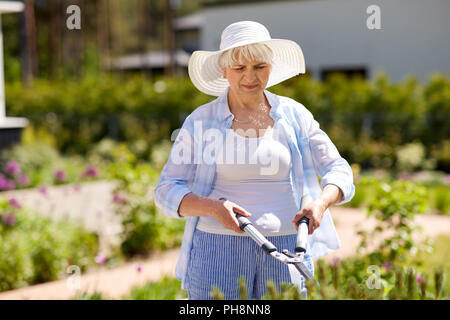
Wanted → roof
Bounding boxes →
[202,0,299,8]
[109,50,191,70]
[0,1,24,14]
[173,12,204,30]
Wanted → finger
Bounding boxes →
[308,220,320,235]
[231,215,244,233]
[292,212,303,231]
[232,205,252,217]
[292,209,309,227]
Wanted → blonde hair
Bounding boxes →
[219,43,274,68]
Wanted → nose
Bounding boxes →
[243,68,257,81]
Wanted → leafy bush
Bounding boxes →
[347,170,450,215]
[431,186,450,215]
[357,180,429,265]
[6,72,450,172]
[0,140,105,190]
[209,178,447,300]
[395,142,426,172]
[0,198,99,292]
[232,261,447,300]
[123,277,187,300]
[107,150,185,258]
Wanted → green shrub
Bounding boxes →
[108,158,185,258]
[6,72,450,172]
[123,277,187,300]
[0,141,105,190]
[0,198,99,291]
[357,180,429,265]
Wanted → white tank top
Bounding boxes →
[197,121,299,236]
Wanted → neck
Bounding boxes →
[227,89,267,113]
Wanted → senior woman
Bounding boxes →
[154,21,355,300]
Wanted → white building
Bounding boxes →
[178,0,450,82]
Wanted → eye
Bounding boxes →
[255,65,267,69]
[233,66,245,71]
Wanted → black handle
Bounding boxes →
[295,195,313,253]
[236,213,277,254]
[219,197,277,254]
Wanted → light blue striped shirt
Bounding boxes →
[154,88,355,289]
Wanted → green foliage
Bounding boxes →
[0,198,99,292]
[429,185,450,215]
[0,140,104,189]
[395,142,426,172]
[357,180,429,265]
[107,152,185,258]
[207,258,446,300]
[5,73,450,172]
[348,170,450,215]
[5,75,211,157]
[71,291,105,300]
[123,277,187,300]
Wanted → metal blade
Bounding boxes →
[294,261,315,280]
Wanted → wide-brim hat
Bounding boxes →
[188,20,305,96]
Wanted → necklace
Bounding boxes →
[232,117,251,124]
[231,102,270,124]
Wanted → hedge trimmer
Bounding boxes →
[219,195,317,283]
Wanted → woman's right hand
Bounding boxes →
[211,199,252,233]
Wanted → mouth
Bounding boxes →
[241,84,258,90]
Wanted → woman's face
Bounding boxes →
[221,56,272,98]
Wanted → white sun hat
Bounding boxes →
[188,20,305,96]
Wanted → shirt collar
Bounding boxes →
[216,86,282,125]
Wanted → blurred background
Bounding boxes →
[0,0,448,300]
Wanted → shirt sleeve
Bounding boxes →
[153,115,197,219]
[304,109,355,205]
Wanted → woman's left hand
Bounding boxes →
[291,199,327,235]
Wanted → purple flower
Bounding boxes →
[1,212,16,226]
[382,262,392,271]
[17,174,30,187]
[443,175,450,186]
[81,165,99,179]
[374,169,386,180]
[38,185,48,196]
[4,161,21,176]
[8,198,22,210]
[113,193,127,205]
[330,256,342,267]
[136,263,142,273]
[397,171,411,181]
[0,175,6,190]
[54,169,67,182]
[0,178,15,191]
[412,171,431,183]
[95,253,107,265]
[416,273,422,285]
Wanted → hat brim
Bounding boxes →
[188,39,305,96]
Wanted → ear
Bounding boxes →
[220,67,227,79]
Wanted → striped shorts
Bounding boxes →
[185,229,315,300]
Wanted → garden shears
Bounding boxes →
[219,195,317,282]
